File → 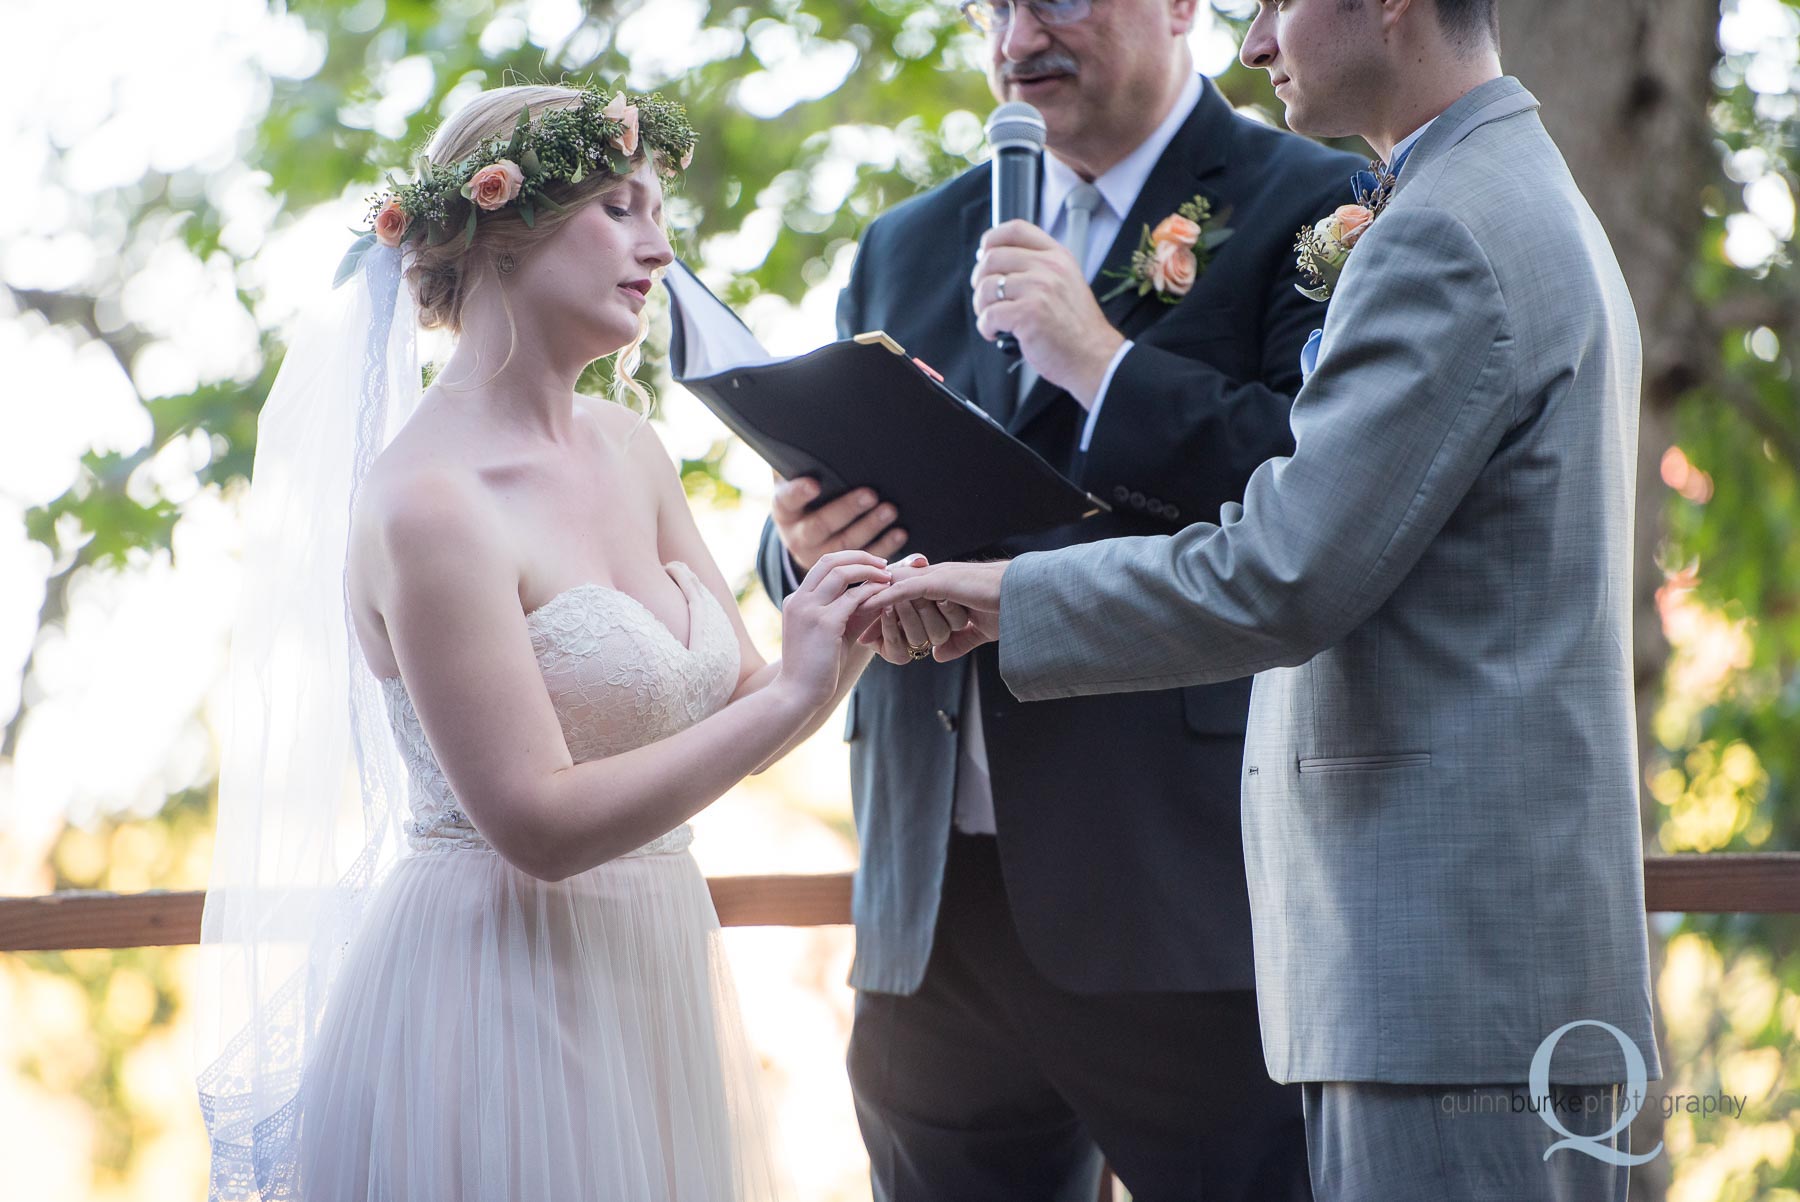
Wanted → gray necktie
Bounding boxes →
[1016,182,1104,409]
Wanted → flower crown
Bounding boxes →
[334,86,697,286]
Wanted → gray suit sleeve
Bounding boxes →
[999,205,1519,700]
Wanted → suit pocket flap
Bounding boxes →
[1180,678,1252,736]
[1297,752,1431,774]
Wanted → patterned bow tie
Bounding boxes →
[1351,141,1419,207]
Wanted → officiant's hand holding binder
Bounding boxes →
[664,262,1108,564]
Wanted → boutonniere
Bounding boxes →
[1100,193,1233,304]
[1294,160,1398,302]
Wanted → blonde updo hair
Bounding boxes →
[407,84,662,412]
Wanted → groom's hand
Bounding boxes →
[772,474,909,572]
[858,560,1008,664]
[973,221,1124,408]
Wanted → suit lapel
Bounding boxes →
[1007,76,1236,437]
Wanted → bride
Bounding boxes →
[196,82,894,1200]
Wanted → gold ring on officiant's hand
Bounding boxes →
[906,640,931,661]
[995,275,1007,302]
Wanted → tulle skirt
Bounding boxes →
[293,843,786,1201]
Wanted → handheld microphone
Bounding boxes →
[984,102,1046,357]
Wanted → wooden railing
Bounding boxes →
[0,872,855,951]
[2,854,1798,951]
[3,854,1795,1202]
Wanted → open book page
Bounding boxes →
[658,262,1105,557]
[665,260,1007,432]
[663,260,789,377]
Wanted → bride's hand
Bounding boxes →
[855,556,975,666]
[773,550,892,710]
[857,560,1005,664]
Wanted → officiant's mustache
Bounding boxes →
[1004,50,1079,82]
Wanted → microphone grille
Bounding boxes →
[984,102,1046,151]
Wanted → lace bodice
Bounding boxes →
[379,560,741,860]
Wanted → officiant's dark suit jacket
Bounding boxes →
[759,77,1363,996]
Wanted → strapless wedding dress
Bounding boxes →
[293,561,785,1201]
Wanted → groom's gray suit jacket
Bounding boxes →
[997,77,1661,1085]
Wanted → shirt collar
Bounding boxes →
[1041,72,1204,229]
[1388,115,1438,175]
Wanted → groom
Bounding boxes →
[863,0,1662,1197]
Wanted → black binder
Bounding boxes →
[664,261,1107,563]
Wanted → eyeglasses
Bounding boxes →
[958,0,1093,34]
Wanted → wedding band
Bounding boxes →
[906,640,931,661]
[995,274,1007,302]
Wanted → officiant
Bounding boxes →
[756,1,1360,1196]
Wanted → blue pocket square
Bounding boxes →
[1301,328,1323,382]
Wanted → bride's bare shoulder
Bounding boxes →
[362,454,495,551]
[345,421,508,676]
[350,422,504,598]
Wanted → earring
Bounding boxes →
[497,253,516,275]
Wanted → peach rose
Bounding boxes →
[1147,239,1197,297]
[679,144,694,171]
[466,159,524,211]
[1332,203,1374,249]
[614,107,640,156]
[602,92,640,157]
[1150,213,1201,250]
[373,199,410,247]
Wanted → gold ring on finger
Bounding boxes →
[906,640,931,661]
